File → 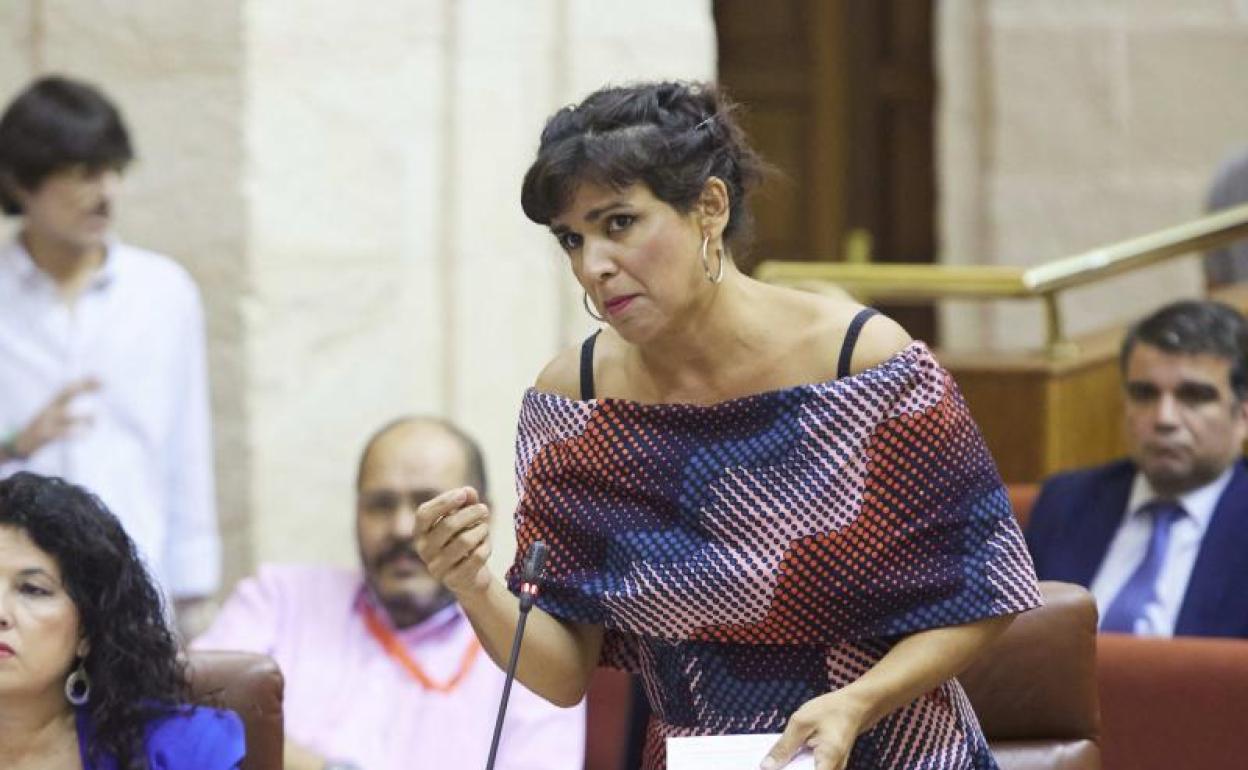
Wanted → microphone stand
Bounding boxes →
[484,540,549,770]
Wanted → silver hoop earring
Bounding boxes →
[65,664,91,706]
[700,235,725,284]
[582,291,605,322]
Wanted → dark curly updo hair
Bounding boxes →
[520,81,768,258]
[0,472,188,769]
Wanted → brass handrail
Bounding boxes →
[755,202,1248,353]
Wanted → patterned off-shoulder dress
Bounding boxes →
[506,335,1042,770]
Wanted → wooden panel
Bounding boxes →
[740,108,806,262]
[1047,362,1128,474]
[715,0,850,271]
[808,0,849,261]
[843,0,938,343]
[952,358,1127,484]
[947,283,1248,483]
[953,368,1052,483]
[717,1,937,339]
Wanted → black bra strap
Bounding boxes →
[579,331,601,400]
[837,308,879,379]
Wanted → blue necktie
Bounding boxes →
[1100,500,1185,633]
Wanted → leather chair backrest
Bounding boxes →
[585,667,635,770]
[187,651,284,770]
[1008,483,1040,529]
[959,581,1101,770]
[1097,633,1248,770]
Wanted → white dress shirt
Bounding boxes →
[0,238,219,598]
[1089,467,1233,636]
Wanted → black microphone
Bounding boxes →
[485,540,549,770]
[518,540,549,611]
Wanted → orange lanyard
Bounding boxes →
[361,603,482,693]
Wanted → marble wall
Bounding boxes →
[21,0,1244,594]
[937,0,1248,350]
[1,0,715,589]
[0,0,253,583]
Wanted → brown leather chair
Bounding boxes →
[1008,483,1041,530]
[960,581,1101,770]
[187,651,284,770]
[1097,633,1248,770]
[585,667,635,770]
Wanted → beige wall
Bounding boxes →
[0,1,253,584]
[2,0,715,592]
[938,0,1248,351]
[12,1,1248,594]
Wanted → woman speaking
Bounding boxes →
[415,81,1041,770]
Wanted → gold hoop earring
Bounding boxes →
[582,291,605,322]
[700,235,725,284]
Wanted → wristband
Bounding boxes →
[0,432,25,462]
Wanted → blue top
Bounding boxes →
[75,705,245,770]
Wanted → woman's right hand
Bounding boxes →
[418,486,603,707]
[414,486,494,598]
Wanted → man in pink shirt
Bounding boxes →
[194,417,585,770]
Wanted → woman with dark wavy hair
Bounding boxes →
[0,471,242,769]
[416,81,1042,770]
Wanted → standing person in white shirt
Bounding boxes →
[0,75,220,634]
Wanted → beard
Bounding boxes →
[365,540,456,629]
[1141,452,1228,497]
[376,586,456,630]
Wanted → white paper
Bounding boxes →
[666,734,816,770]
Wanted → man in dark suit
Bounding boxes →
[1026,300,1248,638]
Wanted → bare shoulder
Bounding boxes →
[784,288,913,376]
[848,311,913,375]
[533,343,584,399]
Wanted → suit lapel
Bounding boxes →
[1176,460,1248,636]
[1065,462,1136,586]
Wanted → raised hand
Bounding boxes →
[413,486,494,598]
[8,378,100,459]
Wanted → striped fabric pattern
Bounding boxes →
[507,342,1041,769]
